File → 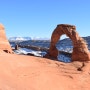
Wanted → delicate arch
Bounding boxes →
[44,24,90,61]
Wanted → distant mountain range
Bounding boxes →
[9,36,90,52]
[8,37,50,41]
[8,37,32,41]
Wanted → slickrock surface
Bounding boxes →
[0,24,12,53]
[45,24,90,61]
[0,52,90,90]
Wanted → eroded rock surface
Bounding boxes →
[0,24,13,53]
[45,24,90,61]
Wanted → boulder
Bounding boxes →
[0,24,13,53]
[44,24,90,61]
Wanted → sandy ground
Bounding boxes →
[0,52,90,90]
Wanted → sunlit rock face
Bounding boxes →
[0,24,13,53]
[45,24,90,61]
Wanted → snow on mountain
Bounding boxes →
[9,36,50,41]
[9,37,31,41]
[32,37,50,40]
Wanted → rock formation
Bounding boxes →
[15,44,19,50]
[0,24,13,53]
[45,24,90,61]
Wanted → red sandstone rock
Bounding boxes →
[0,53,90,90]
[45,24,90,61]
[0,24,13,53]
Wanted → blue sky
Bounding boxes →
[0,0,90,39]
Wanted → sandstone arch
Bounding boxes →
[45,24,90,61]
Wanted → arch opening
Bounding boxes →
[56,34,73,62]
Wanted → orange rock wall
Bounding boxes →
[0,24,13,53]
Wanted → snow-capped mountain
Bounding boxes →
[8,36,50,41]
[32,37,50,40]
[9,37,31,41]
